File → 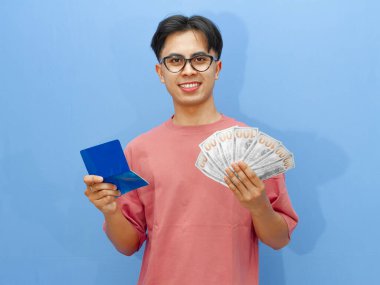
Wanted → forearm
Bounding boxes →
[104,210,140,256]
[250,199,290,250]
[224,162,290,249]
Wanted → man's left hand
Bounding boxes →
[224,161,270,214]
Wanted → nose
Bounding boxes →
[181,59,197,75]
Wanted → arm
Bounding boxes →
[249,197,289,249]
[103,209,141,255]
[84,175,140,255]
[224,162,290,250]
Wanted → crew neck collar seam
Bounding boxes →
[162,114,236,135]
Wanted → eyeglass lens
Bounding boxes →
[164,55,213,73]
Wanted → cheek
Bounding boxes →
[165,76,176,86]
[206,73,218,85]
[207,66,219,81]
[162,75,179,89]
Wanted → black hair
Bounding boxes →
[151,15,223,61]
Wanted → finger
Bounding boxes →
[224,175,243,200]
[93,195,117,209]
[92,189,121,201]
[225,167,248,195]
[231,162,256,190]
[237,161,264,188]
[83,175,103,186]
[90,182,117,193]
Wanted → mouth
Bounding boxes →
[178,81,201,93]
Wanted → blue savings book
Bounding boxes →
[80,139,148,195]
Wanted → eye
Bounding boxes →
[193,56,208,62]
[166,57,184,65]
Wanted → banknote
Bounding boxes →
[199,134,227,174]
[233,127,259,162]
[255,155,295,180]
[253,145,293,169]
[243,132,282,167]
[195,151,227,186]
[196,126,295,187]
[215,126,236,168]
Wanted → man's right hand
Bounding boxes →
[83,175,140,255]
[84,175,121,215]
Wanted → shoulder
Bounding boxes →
[220,114,247,127]
[126,120,169,152]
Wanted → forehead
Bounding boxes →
[160,30,211,57]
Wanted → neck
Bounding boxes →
[172,100,221,126]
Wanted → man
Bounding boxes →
[84,15,298,285]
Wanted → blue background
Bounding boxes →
[1,0,379,284]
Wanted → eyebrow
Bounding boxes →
[165,51,209,58]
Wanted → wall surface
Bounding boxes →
[1,0,379,284]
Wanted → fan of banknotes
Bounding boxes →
[195,126,295,186]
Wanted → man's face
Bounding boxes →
[155,30,222,109]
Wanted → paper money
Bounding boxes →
[195,151,227,186]
[195,126,295,187]
[243,132,281,167]
[215,126,236,168]
[255,155,295,180]
[253,145,292,169]
[199,134,227,174]
[233,127,259,162]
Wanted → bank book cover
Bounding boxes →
[80,139,148,194]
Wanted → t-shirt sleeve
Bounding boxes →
[264,174,298,238]
[119,142,147,249]
[103,142,147,251]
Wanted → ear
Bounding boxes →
[155,64,165,83]
[214,60,222,80]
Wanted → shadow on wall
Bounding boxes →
[211,12,350,285]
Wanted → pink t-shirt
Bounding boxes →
[116,115,298,285]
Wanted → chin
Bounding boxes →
[175,95,211,107]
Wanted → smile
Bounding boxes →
[178,82,201,92]
[179,82,200,88]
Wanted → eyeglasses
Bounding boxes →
[159,54,218,73]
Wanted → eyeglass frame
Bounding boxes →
[159,53,219,73]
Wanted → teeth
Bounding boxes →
[180,83,200,88]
